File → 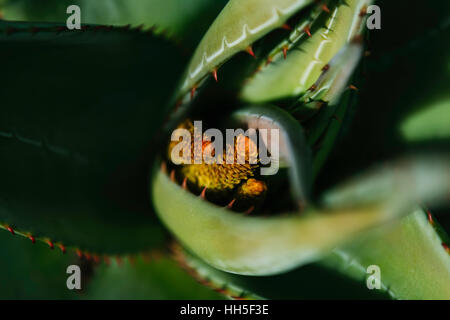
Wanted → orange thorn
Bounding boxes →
[298,201,306,213]
[103,256,111,265]
[161,161,167,173]
[427,210,434,225]
[6,27,18,35]
[266,57,273,66]
[6,226,15,235]
[152,251,163,260]
[308,84,317,92]
[348,84,358,91]
[359,7,368,17]
[245,206,255,215]
[315,101,325,110]
[281,24,292,31]
[322,64,330,71]
[58,244,66,254]
[28,235,35,244]
[47,240,54,250]
[93,255,100,264]
[182,177,188,190]
[443,243,450,254]
[128,256,136,265]
[227,199,236,209]
[76,249,83,259]
[333,114,342,123]
[200,187,207,199]
[190,86,197,100]
[55,26,65,34]
[321,4,330,13]
[174,99,182,112]
[140,253,150,262]
[31,27,41,35]
[352,35,364,44]
[212,69,218,82]
[215,288,228,294]
[170,169,176,182]
[282,46,288,59]
[245,46,255,58]
[85,252,92,261]
[304,26,312,37]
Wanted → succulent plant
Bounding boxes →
[0,0,449,299]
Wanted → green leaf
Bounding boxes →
[321,208,450,299]
[153,152,450,276]
[232,105,312,205]
[241,0,371,103]
[315,0,450,187]
[0,21,188,254]
[0,0,229,48]
[152,165,405,276]
[173,244,390,299]
[400,94,450,142]
[308,82,359,177]
[177,208,450,299]
[177,0,314,99]
[0,230,81,299]
[84,253,224,299]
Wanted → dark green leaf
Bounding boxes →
[0,230,81,299]
[0,0,229,49]
[174,245,390,300]
[314,0,450,191]
[85,253,224,299]
[0,21,188,254]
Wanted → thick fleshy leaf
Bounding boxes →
[241,0,371,103]
[315,0,450,189]
[84,254,224,299]
[0,21,188,254]
[399,93,450,142]
[321,208,450,299]
[153,153,450,276]
[232,105,312,206]
[321,155,450,211]
[178,0,314,98]
[176,208,450,299]
[0,230,82,299]
[0,0,229,48]
[172,243,390,300]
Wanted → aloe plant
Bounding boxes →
[0,0,449,299]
